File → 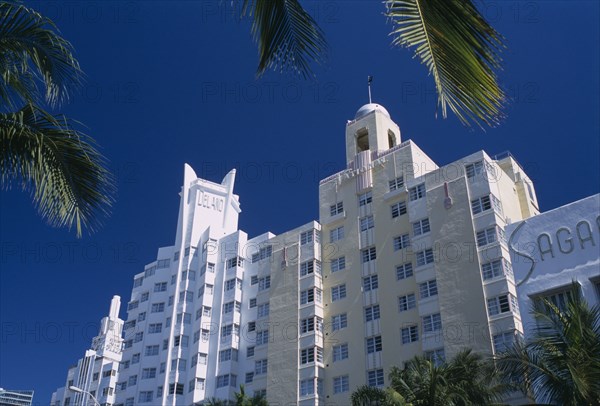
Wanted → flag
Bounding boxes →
[368,75,373,84]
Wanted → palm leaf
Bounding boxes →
[386,0,505,128]
[0,104,114,237]
[241,0,328,78]
[0,1,82,109]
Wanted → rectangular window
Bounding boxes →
[391,201,407,218]
[299,378,315,397]
[245,372,254,384]
[300,230,317,245]
[465,161,484,179]
[362,247,377,263]
[151,302,165,313]
[363,275,379,291]
[226,256,244,269]
[476,226,506,247]
[154,282,167,292]
[157,259,170,268]
[360,215,375,232]
[300,260,322,277]
[254,359,268,375]
[300,287,322,305]
[181,270,195,281]
[481,258,513,280]
[128,300,139,310]
[393,234,410,250]
[257,302,270,318]
[141,368,156,379]
[331,256,346,273]
[251,275,258,285]
[422,313,442,333]
[330,202,344,216]
[300,347,323,364]
[331,284,347,301]
[366,336,383,353]
[333,375,349,394]
[419,279,438,299]
[252,246,273,263]
[412,218,431,236]
[225,278,236,291]
[358,191,373,206]
[409,183,426,201]
[256,329,269,346]
[222,301,234,314]
[133,278,143,288]
[258,276,271,291]
[138,391,153,403]
[148,323,162,334]
[487,294,516,316]
[401,325,419,344]
[219,349,239,362]
[425,348,446,366]
[416,249,434,267]
[396,262,413,280]
[364,304,380,322]
[247,346,255,358]
[367,369,384,387]
[140,292,149,302]
[216,375,237,389]
[389,176,404,191]
[145,345,159,356]
[493,331,518,353]
[249,298,257,308]
[399,293,416,312]
[330,226,344,242]
[332,313,347,331]
[300,316,323,334]
[332,343,349,361]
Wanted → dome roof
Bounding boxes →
[355,103,390,120]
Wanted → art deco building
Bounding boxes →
[51,102,544,405]
[51,296,124,406]
[0,389,34,406]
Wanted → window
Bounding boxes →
[257,302,270,318]
[171,358,187,372]
[332,313,347,331]
[362,247,376,263]
[128,375,137,386]
[331,256,346,273]
[425,348,446,366]
[255,359,268,375]
[151,302,165,313]
[226,256,244,269]
[245,372,254,383]
[493,331,518,353]
[148,323,162,333]
[128,300,139,310]
[412,218,431,236]
[174,335,189,348]
[399,293,416,312]
[330,202,344,216]
[133,277,143,288]
[330,226,344,242]
[391,201,407,218]
[364,304,380,322]
[300,260,321,277]
[538,287,577,313]
[134,331,143,342]
[360,215,375,231]
[140,292,149,302]
[181,269,195,281]
[487,294,517,316]
[300,347,323,364]
[476,226,506,247]
[247,346,255,358]
[465,161,484,179]
[333,343,349,361]
[366,336,383,353]
[157,259,170,268]
[481,258,513,280]
[396,262,413,280]
[252,245,273,263]
[225,278,237,291]
[300,316,323,334]
[223,301,235,314]
[422,313,442,333]
[401,325,419,344]
[333,375,349,394]
[363,275,378,291]
[154,282,167,292]
[416,248,434,267]
[256,329,269,345]
[138,391,153,403]
[145,345,159,356]
[358,191,372,206]
[389,176,404,191]
[300,230,316,245]
[331,284,347,301]
[258,276,271,291]
[219,349,239,362]
[471,194,503,215]
[299,378,315,397]
[178,290,193,303]
[141,368,156,379]
[169,383,184,395]
[409,183,426,201]
[393,234,410,250]
[367,369,384,387]
[300,287,322,305]
[419,280,438,299]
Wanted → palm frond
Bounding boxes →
[241,0,328,79]
[0,104,114,237]
[0,1,82,109]
[386,0,505,128]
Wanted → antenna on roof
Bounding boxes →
[368,75,373,104]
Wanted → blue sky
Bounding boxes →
[1,1,599,402]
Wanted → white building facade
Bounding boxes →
[51,296,123,406]
[507,193,600,334]
[51,102,555,405]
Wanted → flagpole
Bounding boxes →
[368,76,373,103]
